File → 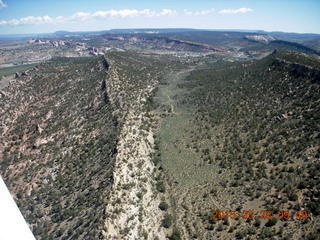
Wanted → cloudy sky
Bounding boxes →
[0,0,319,34]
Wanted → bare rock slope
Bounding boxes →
[103,52,173,239]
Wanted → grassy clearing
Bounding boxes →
[0,63,38,78]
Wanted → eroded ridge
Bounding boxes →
[103,53,166,240]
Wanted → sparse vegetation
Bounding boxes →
[1,29,319,240]
[0,56,118,239]
[155,50,320,239]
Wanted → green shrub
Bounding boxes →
[265,217,277,227]
[254,217,261,227]
[170,227,181,240]
[162,214,173,228]
[156,181,165,193]
[159,201,169,211]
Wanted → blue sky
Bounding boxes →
[0,0,319,34]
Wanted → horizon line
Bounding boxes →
[1,28,320,38]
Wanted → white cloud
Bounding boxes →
[71,12,91,21]
[0,8,178,26]
[219,7,253,15]
[56,16,65,22]
[158,9,177,17]
[0,0,7,9]
[3,16,54,26]
[93,9,154,18]
[92,9,176,18]
[19,16,53,25]
[184,9,215,16]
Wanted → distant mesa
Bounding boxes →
[53,31,72,36]
[244,34,276,44]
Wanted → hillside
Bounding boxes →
[154,51,320,239]
[0,32,319,240]
[0,51,192,239]
[0,57,118,239]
